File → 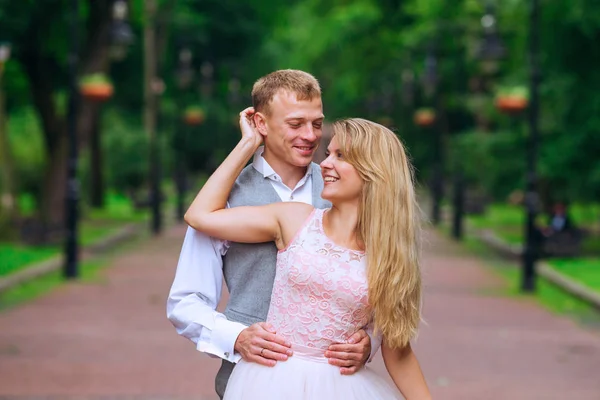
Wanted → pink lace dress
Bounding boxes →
[223,208,401,399]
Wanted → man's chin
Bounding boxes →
[293,157,314,167]
[290,153,315,167]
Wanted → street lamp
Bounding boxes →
[110,0,134,61]
[475,0,540,292]
[64,0,80,279]
[423,44,444,226]
[89,2,133,209]
[449,2,506,241]
[199,61,214,99]
[174,47,194,221]
[476,1,506,75]
[522,0,541,292]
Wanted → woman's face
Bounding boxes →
[320,136,364,203]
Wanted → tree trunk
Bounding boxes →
[0,72,17,221]
[145,0,162,234]
[17,1,112,240]
[40,134,68,235]
[89,110,105,208]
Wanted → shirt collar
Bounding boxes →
[252,146,314,180]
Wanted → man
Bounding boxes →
[167,70,380,399]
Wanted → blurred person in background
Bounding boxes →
[184,110,430,399]
[167,70,378,399]
[543,202,575,237]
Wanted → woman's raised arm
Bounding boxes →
[184,108,283,246]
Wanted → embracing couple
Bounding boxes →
[167,69,431,399]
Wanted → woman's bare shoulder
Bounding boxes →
[272,202,314,219]
[271,202,314,229]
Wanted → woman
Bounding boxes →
[185,109,430,399]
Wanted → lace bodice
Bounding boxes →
[266,208,371,350]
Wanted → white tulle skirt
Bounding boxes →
[223,344,401,400]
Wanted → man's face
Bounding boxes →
[256,90,324,168]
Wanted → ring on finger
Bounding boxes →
[260,348,265,356]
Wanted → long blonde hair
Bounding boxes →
[332,118,422,349]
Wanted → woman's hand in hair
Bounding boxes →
[239,107,263,148]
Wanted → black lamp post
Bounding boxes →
[423,44,443,226]
[475,0,540,292]
[64,0,134,279]
[175,47,194,221]
[449,2,506,241]
[110,0,134,61]
[199,61,214,99]
[476,1,506,75]
[64,0,80,279]
[522,0,541,292]
[150,77,165,235]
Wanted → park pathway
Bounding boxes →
[0,224,599,399]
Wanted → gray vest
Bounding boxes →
[222,163,331,326]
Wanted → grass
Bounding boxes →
[547,258,600,293]
[0,245,58,276]
[467,204,525,244]
[461,202,600,300]
[86,191,150,223]
[445,201,600,314]
[466,203,600,248]
[0,219,131,278]
[0,192,150,278]
[458,232,600,326]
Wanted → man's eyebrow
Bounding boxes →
[284,115,325,121]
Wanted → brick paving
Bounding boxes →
[0,224,599,399]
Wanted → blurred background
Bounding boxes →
[0,0,599,399]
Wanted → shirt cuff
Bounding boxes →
[366,328,382,363]
[197,316,247,363]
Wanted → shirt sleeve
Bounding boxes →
[365,323,382,363]
[166,226,246,363]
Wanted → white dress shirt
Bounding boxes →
[167,147,381,364]
[167,147,313,363]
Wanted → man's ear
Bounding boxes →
[254,112,268,137]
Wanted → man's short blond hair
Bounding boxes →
[252,69,321,115]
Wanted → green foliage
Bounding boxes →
[101,110,149,195]
[79,73,112,85]
[2,0,600,234]
[7,107,46,205]
[450,130,526,200]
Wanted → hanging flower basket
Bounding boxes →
[495,86,528,115]
[183,106,205,126]
[495,95,528,114]
[414,108,435,127]
[79,74,114,102]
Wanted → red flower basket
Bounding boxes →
[495,95,528,115]
[80,83,114,102]
[414,109,435,127]
[183,108,205,126]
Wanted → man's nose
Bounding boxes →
[301,124,317,142]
